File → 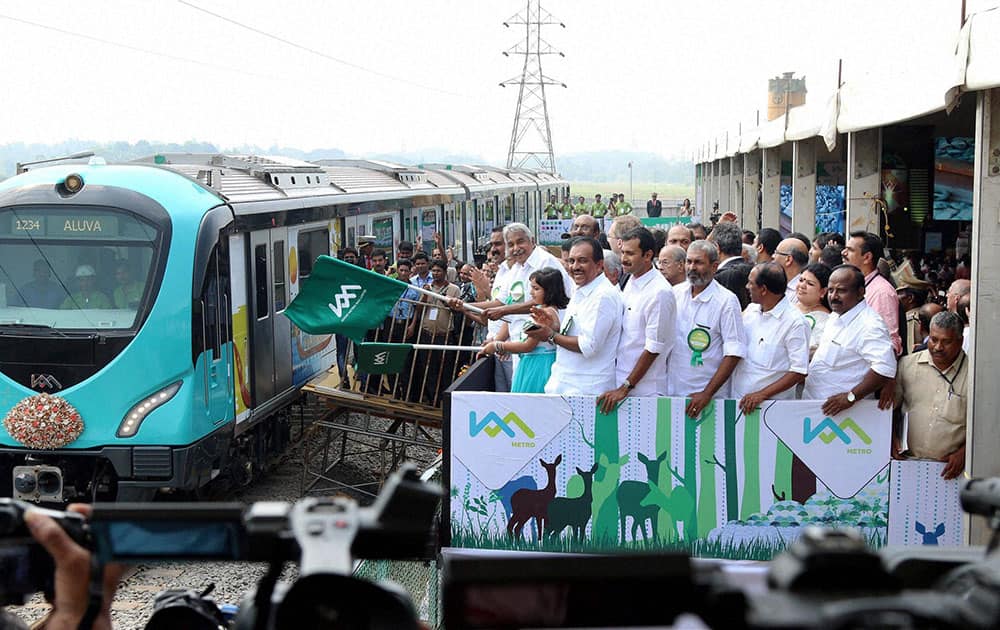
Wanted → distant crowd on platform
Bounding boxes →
[542,193,696,219]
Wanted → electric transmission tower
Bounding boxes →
[501,1,566,173]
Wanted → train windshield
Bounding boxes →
[0,206,164,331]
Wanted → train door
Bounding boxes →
[249,229,292,403]
[365,212,398,262]
[403,206,440,254]
[195,241,234,428]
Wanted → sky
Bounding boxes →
[0,0,994,164]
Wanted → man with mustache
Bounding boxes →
[597,227,675,412]
[893,310,968,479]
[667,240,747,418]
[802,265,896,415]
[526,237,623,396]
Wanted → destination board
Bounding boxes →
[0,212,128,239]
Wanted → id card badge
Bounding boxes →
[428,308,439,322]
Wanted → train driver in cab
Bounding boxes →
[61,265,111,310]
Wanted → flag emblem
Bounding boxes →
[328,284,363,318]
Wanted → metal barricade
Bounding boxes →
[301,289,482,500]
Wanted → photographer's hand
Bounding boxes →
[25,505,125,630]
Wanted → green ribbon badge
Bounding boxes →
[506,280,525,305]
[687,327,711,367]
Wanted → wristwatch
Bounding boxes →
[623,378,634,390]
[846,390,856,403]
[546,329,557,343]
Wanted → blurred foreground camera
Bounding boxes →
[86,464,441,630]
[0,499,87,606]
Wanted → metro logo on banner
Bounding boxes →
[469,411,535,439]
[803,417,872,446]
[763,399,891,499]
[451,392,571,489]
[328,284,363,317]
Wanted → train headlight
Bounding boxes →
[117,381,182,438]
[62,173,85,194]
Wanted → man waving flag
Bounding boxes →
[283,255,416,342]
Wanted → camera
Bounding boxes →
[442,478,1000,629]
[88,464,442,629]
[0,499,88,606]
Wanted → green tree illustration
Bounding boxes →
[697,401,718,537]
[740,409,761,521]
[578,407,623,543]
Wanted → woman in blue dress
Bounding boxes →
[479,267,570,393]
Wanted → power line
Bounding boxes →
[0,12,283,83]
[176,0,467,98]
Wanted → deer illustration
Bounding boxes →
[616,451,668,543]
[493,476,537,519]
[915,521,946,545]
[507,454,562,540]
[546,463,600,542]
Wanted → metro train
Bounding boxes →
[0,153,569,501]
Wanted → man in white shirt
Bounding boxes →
[597,227,676,412]
[657,245,687,286]
[802,265,897,415]
[732,262,811,414]
[526,237,624,396]
[482,222,573,322]
[667,240,747,418]
[452,223,571,390]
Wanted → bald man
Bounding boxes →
[666,225,693,251]
[571,214,601,239]
[946,279,971,313]
[774,237,809,303]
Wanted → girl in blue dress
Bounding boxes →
[479,267,570,393]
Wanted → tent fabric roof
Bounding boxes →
[697,8,1000,161]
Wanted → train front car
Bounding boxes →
[0,163,231,502]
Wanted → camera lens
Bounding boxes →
[14,472,36,495]
[36,471,61,496]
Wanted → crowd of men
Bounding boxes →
[440,217,970,480]
[334,211,971,480]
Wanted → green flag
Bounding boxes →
[283,256,410,341]
[355,342,415,374]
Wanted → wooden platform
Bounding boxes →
[300,369,443,499]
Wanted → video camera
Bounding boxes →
[0,465,441,629]
[442,477,1000,629]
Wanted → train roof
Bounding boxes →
[128,154,567,212]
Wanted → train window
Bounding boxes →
[254,244,268,321]
[273,241,286,312]
[297,228,329,280]
[291,177,297,185]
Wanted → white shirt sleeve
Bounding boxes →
[785,317,812,375]
[642,285,676,356]
[860,313,898,378]
[719,292,748,358]
[577,290,622,358]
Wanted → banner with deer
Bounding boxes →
[447,393,965,560]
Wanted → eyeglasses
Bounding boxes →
[774,251,790,258]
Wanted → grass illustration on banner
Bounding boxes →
[282,255,416,341]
